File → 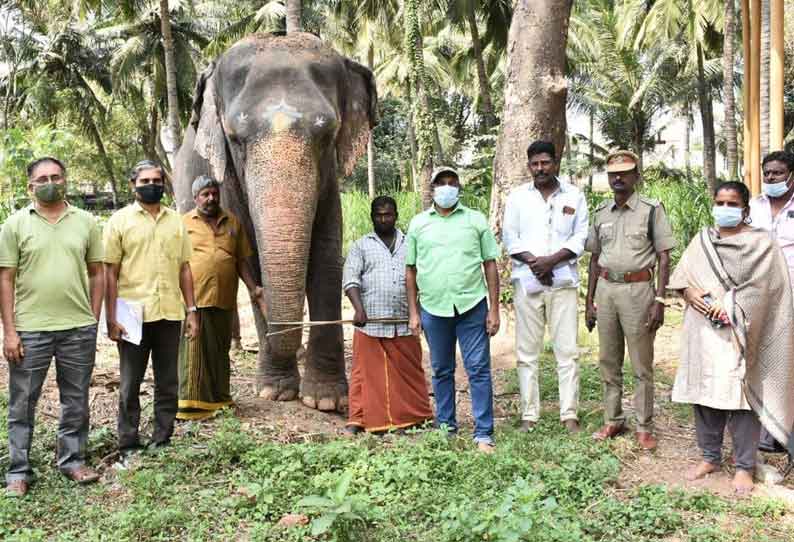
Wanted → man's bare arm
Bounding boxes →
[0,267,23,362]
[87,262,104,321]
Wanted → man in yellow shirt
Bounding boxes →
[177,176,266,420]
[104,160,198,461]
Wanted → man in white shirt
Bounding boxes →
[749,150,794,453]
[502,140,589,433]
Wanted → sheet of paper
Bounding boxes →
[116,298,144,346]
[552,265,575,288]
[519,273,545,295]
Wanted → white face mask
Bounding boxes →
[762,172,793,198]
[433,185,460,209]
[712,205,744,228]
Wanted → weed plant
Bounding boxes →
[1,353,791,541]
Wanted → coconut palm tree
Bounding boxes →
[568,0,686,171]
[640,0,724,191]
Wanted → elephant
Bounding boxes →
[173,32,377,411]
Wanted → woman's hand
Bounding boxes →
[682,287,711,316]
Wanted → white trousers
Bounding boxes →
[513,285,579,422]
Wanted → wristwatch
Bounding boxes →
[186,305,198,313]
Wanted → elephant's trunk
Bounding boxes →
[244,133,319,359]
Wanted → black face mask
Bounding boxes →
[136,184,164,204]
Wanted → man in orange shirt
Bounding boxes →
[177,176,266,420]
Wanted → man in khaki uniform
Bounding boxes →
[585,150,675,451]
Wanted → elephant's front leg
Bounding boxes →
[301,189,347,412]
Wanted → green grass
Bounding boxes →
[2,350,791,541]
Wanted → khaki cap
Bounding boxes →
[605,150,639,173]
[430,166,460,184]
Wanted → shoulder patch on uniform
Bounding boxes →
[595,200,611,211]
[638,196,661,207]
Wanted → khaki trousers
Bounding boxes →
[514,285,579,422]
[595,280,656,431]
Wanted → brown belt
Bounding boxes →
[598,268,653,283]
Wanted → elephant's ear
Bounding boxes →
[191,62,228,182]
[337,59,378,177]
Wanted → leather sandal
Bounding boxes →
[5,479,29,498]
[592,424,626,441]
[635,431,658,451]
[62,465,100,484]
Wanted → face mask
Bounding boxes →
[762,173,793,198]
[136,184,165,204]
[433,185,460,209]
[34,182,65,203]
[712,206,744,228]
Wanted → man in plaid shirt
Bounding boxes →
[342,196,432,435]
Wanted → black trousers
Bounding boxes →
[117,320,181,451]
[694,404,761,471]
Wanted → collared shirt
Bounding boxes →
[342,230,410,338]
[104,202,192,322]
[502,178,589,286]
[184,208,253,311]
[406,204,500,317]
[585,191,676,272]
[0,204,103,332]
[749,192,794,282]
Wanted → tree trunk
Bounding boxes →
[286,0,302,33]
[86,120,118,207]
[491,0,572,235]
[405,0,436,209]
[760,0,770,157]
[588,111,594,191]
[723,0,739,180]
[465,2,496,132]
[160,0,181,167]
[696,44,718,192]
[367,44,376,199]
[684,102,692,181]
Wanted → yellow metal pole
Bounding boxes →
[770,0,785,150]
[750,0,762,195]
[742,0,752,186]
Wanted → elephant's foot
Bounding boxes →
[300,372,348,412]
[258,370,300,402]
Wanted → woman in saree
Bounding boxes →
[669,181,794,495]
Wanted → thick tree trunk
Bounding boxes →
[466,2,496,132]
[696,44,718,192]
[160,0,181,166]
[286,0,302,33]
[491,0,571,234]
[723,0,739,180]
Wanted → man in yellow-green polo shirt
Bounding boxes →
[104,160,198,462]
[0,157,105,497]
[406,167,501,453]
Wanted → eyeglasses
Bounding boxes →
[31,174,64,184]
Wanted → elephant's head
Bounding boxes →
[187,32,377,358]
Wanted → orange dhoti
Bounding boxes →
[347,331,433,432]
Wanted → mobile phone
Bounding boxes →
[701,294,726,328]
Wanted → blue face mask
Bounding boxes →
[433,185,460,209]
[712,206,744,228]
[762,173,793,198]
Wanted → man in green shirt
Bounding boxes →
[406,167,501,453]
[0,157,105,497]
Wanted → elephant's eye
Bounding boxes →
[228,133,242,146]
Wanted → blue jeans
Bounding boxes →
[420,298,494,443]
